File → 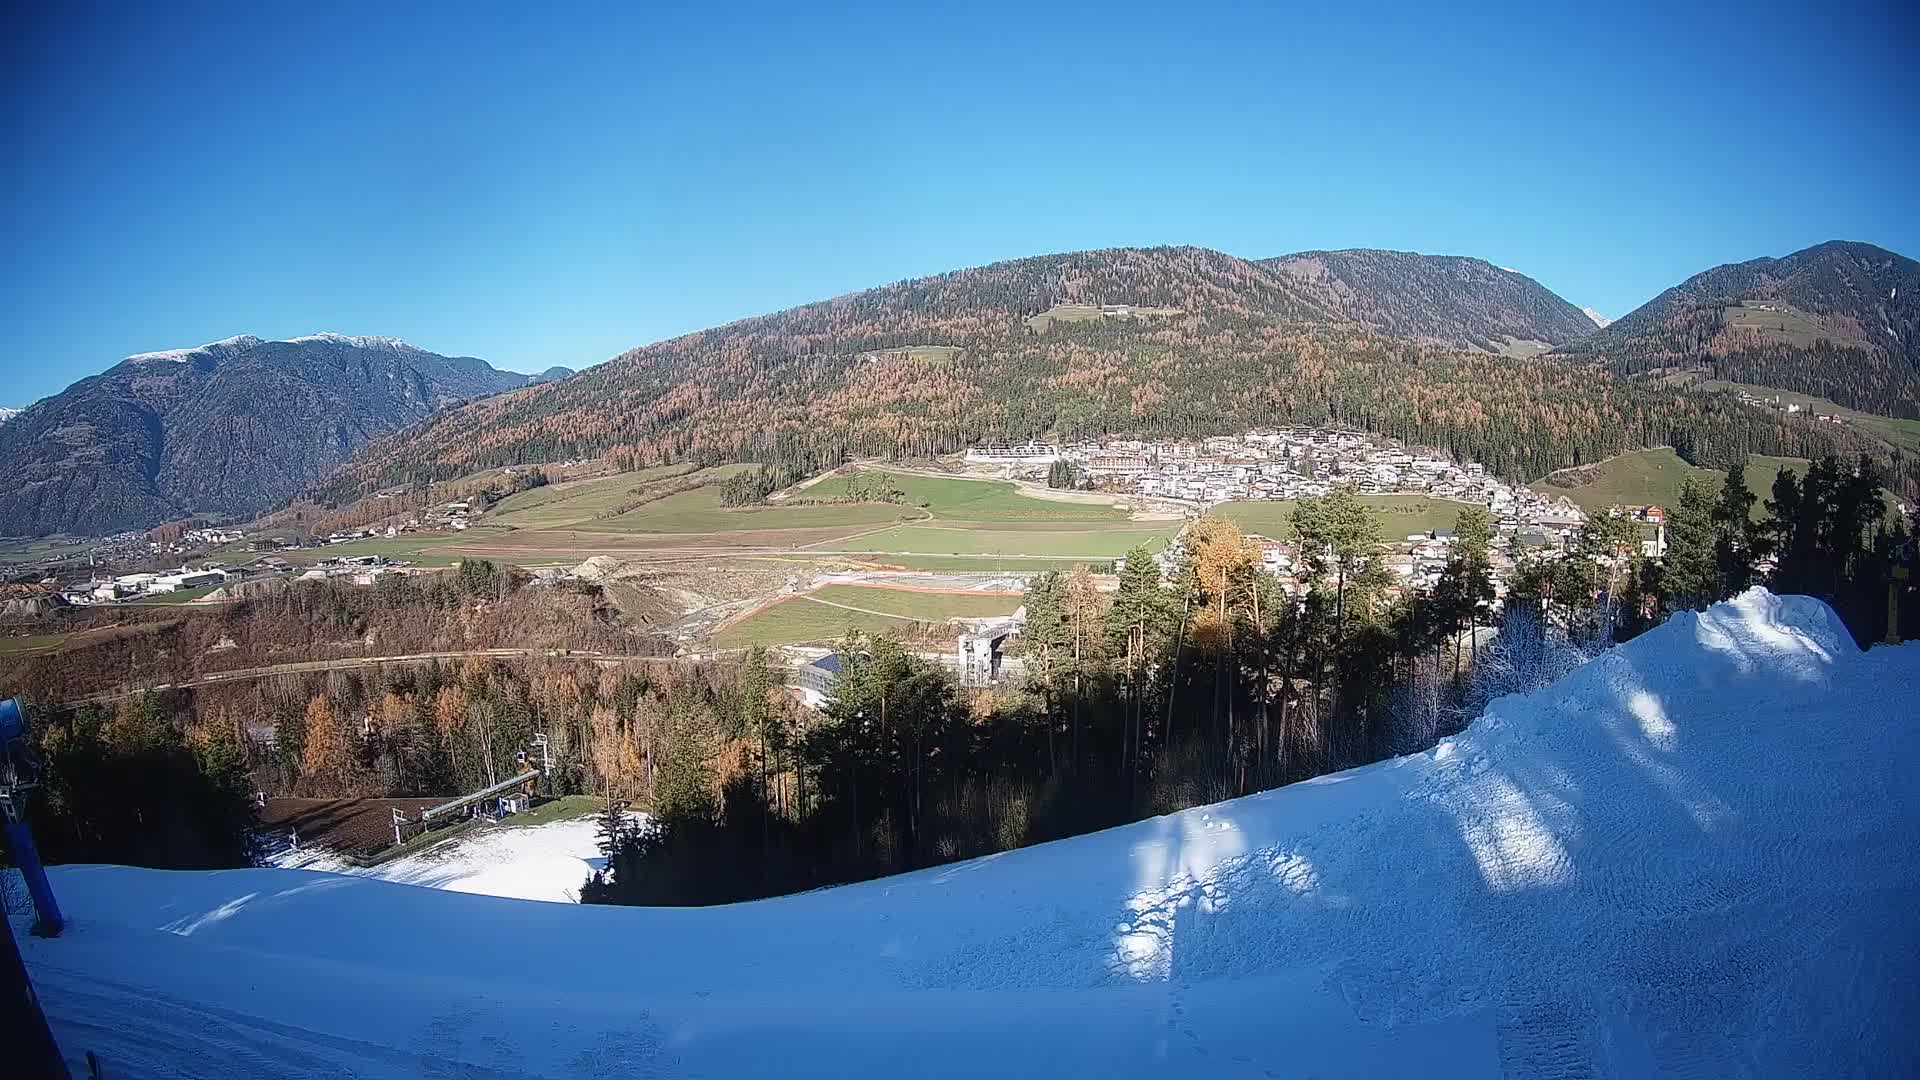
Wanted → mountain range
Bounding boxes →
[0,334,564,536]
[8,241,1912,537]
[325,241,1904,505]
[1257,248,1599,355]
[1558,240,1918,415]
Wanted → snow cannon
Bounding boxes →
[0,697,64,936]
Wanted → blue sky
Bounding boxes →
[3,1,1915,406]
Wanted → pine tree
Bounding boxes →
[1663,478,1717,612]
[1712,463,1758,597]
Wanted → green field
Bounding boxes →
[1215,494,1483,541]
[602,485,917,534]
[716,586,1024,648]
[807,470,1131,523]
[0,536,90,569]
[221,533,477,568]
[1721,301,1835,349]
[486,465,699,529]
[810,585,1021,620]
[1533,448,1808,518]
[838,523,1174,558]
[849,554,1111,573]
[394,466,1167,562]
[715,597,918,648]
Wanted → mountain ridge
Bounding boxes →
[1557,240,1918,416]
[319,244,1872,503]
[0,334,546,535]
[1257,248,1599,354]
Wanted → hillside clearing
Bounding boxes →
[1532,448,1806,517]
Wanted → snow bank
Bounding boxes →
[269,815,616,904]
[20,590,1920,1078]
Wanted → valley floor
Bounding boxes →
[18,591,1920,1078]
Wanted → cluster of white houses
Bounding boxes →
[967,429,1588,536]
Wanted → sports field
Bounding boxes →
[1215,494,1483,540]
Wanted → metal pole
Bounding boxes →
[0,699,63,937]
[0,898,67,1078]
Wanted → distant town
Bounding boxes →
[21,426,1691,630]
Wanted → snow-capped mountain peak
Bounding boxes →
[285,332,420,351]
[1581,306,1612,328]
[0,406,21,424]
[123,334,264,364]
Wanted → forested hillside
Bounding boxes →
[0,334,543,536]
[321,246,1882,501]
[1560,241,1920,417]
[1259,248,1598,353]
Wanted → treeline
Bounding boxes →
[315,246,1894,504]
[204,655,725,801]
[267,466,551,537]
[716,465,807,506]
[0,562,665,706]
[16,697,255,869]
[588,455,1916,907]
[7,653,784,871]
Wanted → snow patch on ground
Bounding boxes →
[268,814,621,904]
[19,589,1920,1078]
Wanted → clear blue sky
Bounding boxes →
[4,1,1916,406]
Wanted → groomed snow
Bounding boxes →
[268,815,620,904]
[18,589,1920,1078]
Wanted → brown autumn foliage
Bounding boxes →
[317,246,1901,504]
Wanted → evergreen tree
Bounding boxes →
[1663,478,1718,612]
[1712,462,1758,596]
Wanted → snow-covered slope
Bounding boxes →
[20,590,1920,1078]
[268,815,620,904]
